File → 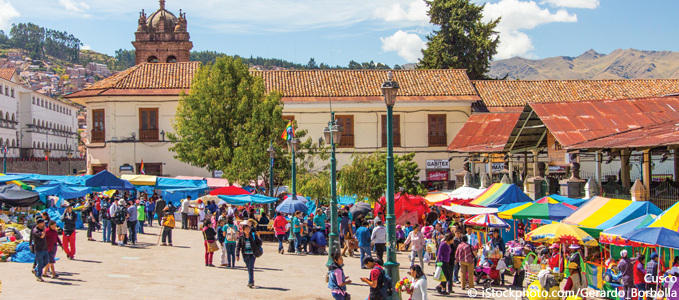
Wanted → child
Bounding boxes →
[161,208,175,246]
[44,220,63,278]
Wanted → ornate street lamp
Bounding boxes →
[287,138,300,201]
[44,148,52,175]
[381,70,400,298]
[267,144,276,218]
[67,150,73,175]
[323,113,343,266]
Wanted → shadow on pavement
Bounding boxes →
[254,267,283,271]
[54,272,81,276]
[73,259,102,263]
[255,286,290,291]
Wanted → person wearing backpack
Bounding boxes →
[361,257,393,300]
[236,223,262,288]
[216,219,227,267]
[113,199,128,246]
[328,252,352,300]
[100,197,112,243]
[223,216,239,268]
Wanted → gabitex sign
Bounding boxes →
[426,159,450,169]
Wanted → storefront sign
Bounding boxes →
[213,170,223,178]
[119,164,134,172]
[547,133,568,166]
[428,171,448,181]
[491,162,504,172]
[426,159,450,169]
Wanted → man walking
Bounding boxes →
[155,196,166,226]
[32,219,48,282]
[145,198,155,228]
[371,219,387,262]
[109,198,119,245]
[617,250,634,300]
[180,196,192,229]
[127,201,138,245]
[355,221,372,269]
[456,235,475,290]
[100,198,112,243]
[61,203,77,260]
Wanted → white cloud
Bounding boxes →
[380,30,427,62]
[375,0,429,23]
[59,0,89,13]
[541,0,599,9]
[81,44,91,50]
[0,0,20,31]
[483,0,577,59]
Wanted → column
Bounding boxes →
[621,149,631,190]
[595,150,602,195]
[642,149,652,200]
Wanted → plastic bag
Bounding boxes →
[434,264,447,282]
[423,252,431,263]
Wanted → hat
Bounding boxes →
[620,250,628,257]
[197,199,203,203]
[523,245,532,252]
[396,225,401,229]
[62,202,70,207]
[36,218,45,224]
[550,244,560,249]
[569,245,581,250]
[567,262,579,270]
[651,252,659,259]
[135,199,140,204]
[118,200,126,206]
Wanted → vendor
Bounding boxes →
[490,229,506,254]
[548,244,562,271]
[564,262,587,299]
[568,245,582,264]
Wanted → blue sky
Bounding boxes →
[1,0,678,67]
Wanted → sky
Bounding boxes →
[1,0,678,67]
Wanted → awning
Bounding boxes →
[470,183,533,208]
[218,194,279,206]
[442,204,498,215]
[446,186,486,200]
[0,184,41,207]
[155,177,208,191]
[86,170,135,190]
[447,113,521,153]
[121,174,157,186]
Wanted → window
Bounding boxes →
[11,88,14,98]
[381,114,401,148]
[32,96,35,104]
[49,103,52,110]
[335,115,354,148]
[147,56,158,63]
[139,108,159,142]
[136,162,162,175]
[92,109,105,143]
[33,141,35,148]
[4,86,8,96]
[166,56,177,63]
[428,114,447,147]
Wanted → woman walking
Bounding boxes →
[43,220,63,278]
[405,224,426,270]
[273,212,287,254]
[202,219,217,267]
[223,216,239,268]
[407,265,429,300]
[236,224,262,288]
[328,252,352,300]
[435,233,454,295]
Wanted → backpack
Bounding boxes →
[252,233,263,258]
[372,267,393,298]
[101,203,110,220]
[113,207,126,225]
[226,225,238,242]
[328,269,344,291]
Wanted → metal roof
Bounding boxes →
[447,113,521,153]
[567,121,679,150]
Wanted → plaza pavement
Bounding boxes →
[0,226,590,300]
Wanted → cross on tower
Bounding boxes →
[159,0,165,10]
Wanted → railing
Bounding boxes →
[139,129,159,142]
[339,135,354,148]
[381,134,401,148]
[91,130,105,143]
[428,135,447,147]
[650,180,679,210]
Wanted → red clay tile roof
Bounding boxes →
[447,113,521,152]
[529,96,679,148]
[0,68,15,81]
[255,69,478,99]
[85,62,199,90]
[473,79,679,107]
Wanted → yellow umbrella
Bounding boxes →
[525,222,598,246]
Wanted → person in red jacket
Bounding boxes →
[633,253,646,299]
[548,244,562,271]
[273,212,288,255]
[43,220,63,278]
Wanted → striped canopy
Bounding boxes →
[599,214,657,247]
[464,213,510,228]
[498,200,578,221]
[470,183,533,208]
[562,196,663,230]
[647,201,679,231]
[526,222,598,246]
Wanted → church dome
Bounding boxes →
[147,8,177,31]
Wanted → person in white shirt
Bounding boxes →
[371,219,387,262]
[408,264,429,300]
[180,197,192,230]
[466,227,478,249]
[108,200,119,245]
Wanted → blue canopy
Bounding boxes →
[86,170,134,190]
[136,186,155,194]
[155,177,208,191]
[276,198,308,214]
[338,195,368,205]
[161,190,201,205]
[547,194,588,207]
[10,174,91,186]
[218,194,279,206]
[306,200,317,216]
[621,227,679,249]
[35,183,92,201]
[0,175,29,182]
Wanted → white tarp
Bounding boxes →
[446,186,486,199]
[442,204,498,215]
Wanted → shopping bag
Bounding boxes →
[434,264,447,282]
[423,252,431,263]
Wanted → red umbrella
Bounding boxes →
[209,186,251,196]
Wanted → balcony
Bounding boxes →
[428,135,447,147]
[381,134,401,148]
[140,129,159,142]
[339,135,354,148]
[91,130,105,143]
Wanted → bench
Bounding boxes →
[257,230,275,241]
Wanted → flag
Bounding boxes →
[2,143,6,155]
[280,121,295,140]
[140,159,145,175]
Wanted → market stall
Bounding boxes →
[562,196,663,238]
[470,183,533,208]
[446,186,486,200]
[497,198,578,221]
[374,193,430,226]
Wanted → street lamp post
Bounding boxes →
[67,151,73,175]
[44,148,52,175]
[323,112,343,266]
[287,138,300,201]
[267,144,276,218]
[2,141,6,174]
[381,71,400,299]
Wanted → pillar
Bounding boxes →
[585,177,599,198]
[479,172,491,189]
[469,154,476,185]
[621,149,631,190]
[508,158,514,183]
[523,152,528,192]
[527,162,547,200]
[643,149,652,200]
[595,150,602,194]
[631,179,647,201]
[532,149,540,177]
[487,155,493,184]
[455,162,472,188]
[674,149,679,183]
[560,162,586,198]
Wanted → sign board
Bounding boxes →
[119,164,134,172]
[491,162,504,172]
[426,159,450,169]
[427,171,448,181]
[547,133,568,166]
[213,170,223,178]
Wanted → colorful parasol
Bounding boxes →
[599,214,656,247]
[464,213,510,229]
[620,227,679,249]
[525,222,598,246]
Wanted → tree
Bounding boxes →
[338,151,427,202]
[114,49,136,70]
[297,171,331,204]
[418,0,500,80]
[168,56,286,186]
[307,58,318,69]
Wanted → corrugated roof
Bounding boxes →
[569,121,679,150]
[447,113,521,152]
[0,68,15,81]
[474,79,679,107]
[529,96,679,148]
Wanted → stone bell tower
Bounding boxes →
[132,0,193,65]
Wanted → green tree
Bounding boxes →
[114,49,136,70]
[418,0,500,80]
[297,171,331,204]
[339,151,426,202]
[168,56,286,186]
[307,58,318,69]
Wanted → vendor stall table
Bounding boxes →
[188,215,198,230]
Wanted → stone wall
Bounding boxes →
[1,158,86,175]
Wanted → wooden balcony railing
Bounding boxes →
[91,130,105,143]
[428,135,447,147]
[339,135,354,148]
[381,134,401,148]
[140,129,159,142]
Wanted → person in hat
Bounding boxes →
[548,244,562,271]
[309,227,327,255]
[32,218,48,282]
[617,250,635,300]
[564,262,587,297]
[61,203,77,259]
[197,199,206,222]
[646,252,659,293]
